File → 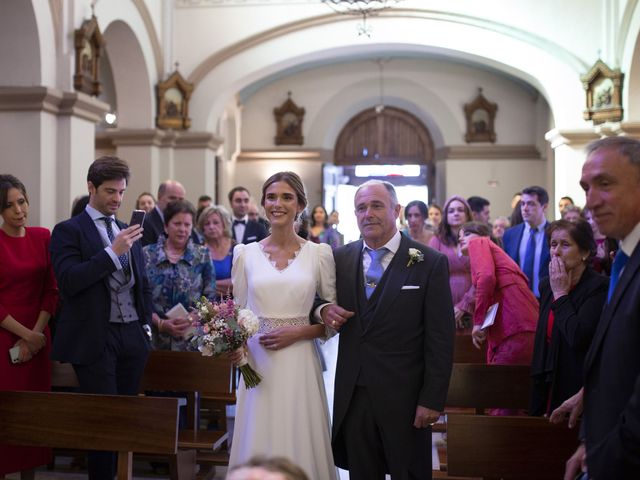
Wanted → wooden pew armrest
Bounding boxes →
[178,429,227,451]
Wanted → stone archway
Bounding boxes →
[334,106,436,196]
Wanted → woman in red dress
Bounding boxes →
[0,174,58,479]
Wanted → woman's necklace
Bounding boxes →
[165,245,185,263]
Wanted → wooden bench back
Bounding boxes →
[446,414,580,480]
[446,363,531,412]
[453,334,486,363]
[139,350,235,396]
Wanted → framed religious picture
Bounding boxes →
[73,15,105,96]
[464,88,497,143]
[581,59,623,124]
[156,68,194,130]
[274,92,305,145]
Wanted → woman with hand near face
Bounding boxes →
[198,205,235,299]
[143,200,216,351]
[229,172,338,480]
[530,220,608,416]
[0,174,58,478]
[429,196,475,332]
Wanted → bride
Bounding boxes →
[228,171,338,479]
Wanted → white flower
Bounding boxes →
[407,248,425,267]
[199,344,213,357]
[238,309,260,336]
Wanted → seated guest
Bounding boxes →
[404,200,434,246]
[309,204,341,249]
[197,205,235,299]
[561,204,583,223]
[530,220,608,416]
[459,222,538,366]
[429,196,475,332]
[143,200,216,350]
[136,191,156,213]
[583,207,617,275]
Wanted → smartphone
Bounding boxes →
[9,345,20,364]
[129,209,146,228]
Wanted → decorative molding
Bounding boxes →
[544,128,600,149]
[188,8,587,86]
[617,122,640,137]
[174,131,223,149]
[96,129,222,149]
[103,128,169,147]
[435,145,540,161]
[237,149,325,162]
[0,87,109,123]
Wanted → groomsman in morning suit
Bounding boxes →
[141,179,200,246]
[320,180,455,480]
[502,185,551,297]
[229,186,267,244]
[562,137,640,479]
[50,156,152,480]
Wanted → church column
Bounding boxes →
[0,86,108,229]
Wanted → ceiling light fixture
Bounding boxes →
[322,0,403,37]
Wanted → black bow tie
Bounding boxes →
[234,219,246,226]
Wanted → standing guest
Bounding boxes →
[248,199,270,232]
[141,180,200,246]
[404,200,434,246]
[198,205,235,299]
[195,194,213,223]
[71,194,90,217]
[50,156,152,480]
[561,204,583,223]
[467,196,491,223]
[530,220,608,417]
[459,222,538,373]
[583,207,617,275]
[511,192,522,210]
[0,175,58,479]
[502,186,551,298]
[429,195,475,332]
[327,210,344,247]
[428,203,443,229]
[229,186,268,244]
[492,216,510,245]
[229,172,338,479]
[143,200,216,351]
[558,196,574,214]
[320,180,455,479]
[136,191,156,213]
[509,200,524,227]
[559,137,640,479]
[309,204,341,249]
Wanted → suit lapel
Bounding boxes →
[79,211,104,251]
[585,244,640,371]
[363,235,412,331]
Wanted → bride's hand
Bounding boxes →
[227,347,246,365]
[259,327,300,351]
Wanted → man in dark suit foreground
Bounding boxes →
[561,137,640,479]
[321,180,455,480]
[50,156,152,480]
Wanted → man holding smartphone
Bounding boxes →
[50,156,153,480]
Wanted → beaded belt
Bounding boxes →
[258,316,309,334]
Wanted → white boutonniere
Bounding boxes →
[407,248,424,267]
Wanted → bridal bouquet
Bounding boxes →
[191,296,262,388]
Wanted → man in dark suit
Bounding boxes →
[562,137,640,478]
[502,185,551,297]
[141,179,200,246]
[50,156,152,480]
[320,180,455,480]
[228,186,267,244]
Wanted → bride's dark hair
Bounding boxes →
[261,171,308,210]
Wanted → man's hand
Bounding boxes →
[549,387,583,428]
[111,224,144,256]
[454,307,466,329]
[563,443,587,480]
[413,405,441,429]
[320,304,355,331]
[471,325,486,350]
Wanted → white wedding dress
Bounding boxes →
[229,241,338,480]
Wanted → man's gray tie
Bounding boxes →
[102,217,130,275]
[365,247,388,299]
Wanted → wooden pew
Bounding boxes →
[139,350,236,475]
[453,334,486,364]
[0,391,180,480]
[446,414,580,480]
